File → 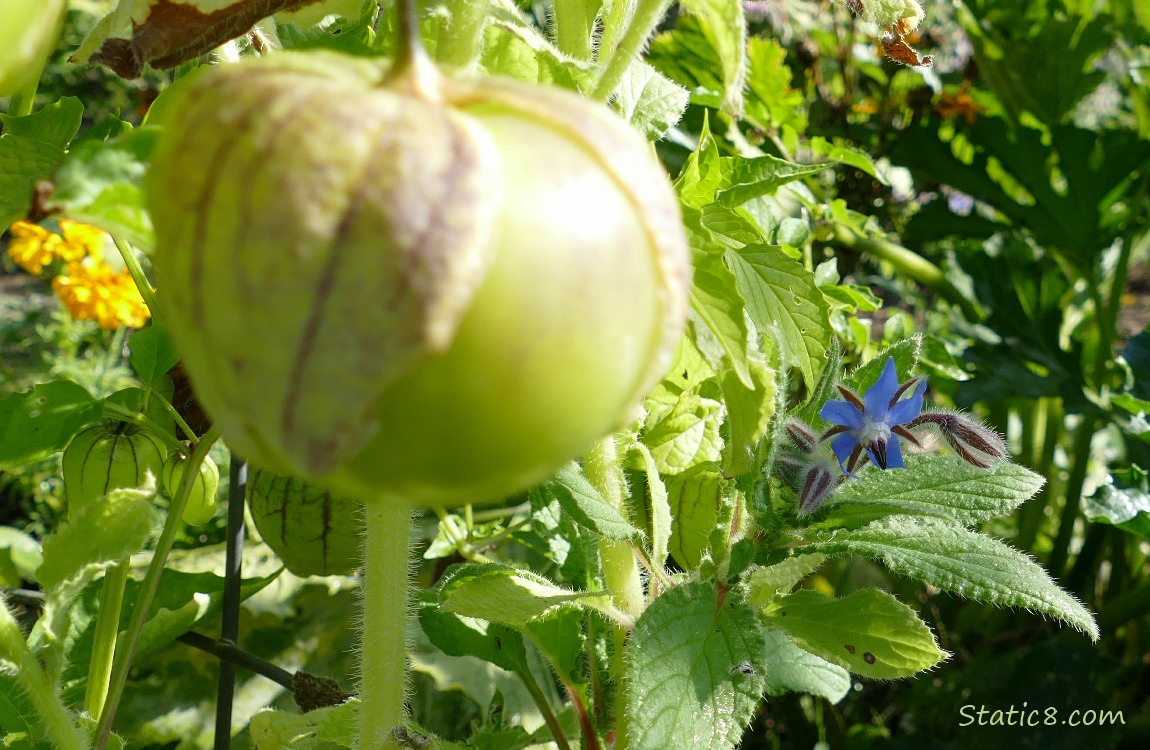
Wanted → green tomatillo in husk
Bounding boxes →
[61,420,166,514]
[146,51,690,506]
[247,465,361,577]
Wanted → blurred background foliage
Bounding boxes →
[2,0,1148,748]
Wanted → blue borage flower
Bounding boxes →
[818,357,926,476]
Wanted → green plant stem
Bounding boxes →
[83,560,129,720]
[112,236,161,325]
[554,0,594,61]
[1097,582,1150,630]
[6,74,39,117]
[582,435,642,750]
[1047,416,1097,579]
[359,500,414,750]
[102,401,188,451]
[829,223,983,322]
[1016,397,1062,551]
[591,0,672,101]
[0,597,87,750]
[434,0,491,69]
[95,426,222,750]
[598,0,634,57]
[519,664,573,750]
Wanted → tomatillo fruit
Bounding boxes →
[146,51,690,506]
[61,420,166,513]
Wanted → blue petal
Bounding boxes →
[888,379,927,426]
[830,432,859,467]
[819,400,866,429]
[885,435,906,469]
[864,357,900,416]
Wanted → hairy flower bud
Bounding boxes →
[147,52,690,506]
[908,409,1007,468]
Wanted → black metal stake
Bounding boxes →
[214,456,247,750]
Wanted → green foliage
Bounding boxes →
[2,1,1145,748]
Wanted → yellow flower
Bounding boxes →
[52,258,151,330]
[6,219,103,273]
[7,221,64,273]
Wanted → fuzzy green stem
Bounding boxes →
[582,435,642,750]
[359,501,414,750]
[554,0,594,61]
[95,426,222,750]
[112,235,161,325]
[1,596,88,750]
[434,0,491,69]
[591,0,672,101]
[829,223,983,322]
[84,561,129,720]
[598,0,634,57]
[519,664,573,750]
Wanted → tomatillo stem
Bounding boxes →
[83,560,129,720]
[95,426,222,750]
[359,501,414,749]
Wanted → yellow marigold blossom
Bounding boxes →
[52,258,151,330]
[6,219,103,273]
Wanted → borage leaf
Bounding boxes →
[804,517,1099,640]
[824,455,1045,525]
[626,581,766,750]
[762,588,946,679]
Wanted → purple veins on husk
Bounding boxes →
[818,357,926,476]
[907,409,1007,468]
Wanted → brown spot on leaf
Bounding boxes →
[864,652,876,665]
[844,644,857,655]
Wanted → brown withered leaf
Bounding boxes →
[881,31,933,67]
[89,0,322,78]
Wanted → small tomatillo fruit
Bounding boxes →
[146,51,690,506]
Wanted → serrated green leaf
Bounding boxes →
[824,456,1045,525]
[804,517,1100,641]
[0,135,64,230]
[725,246,830,390]
[666,465,723,570]
[0,380,102,470]
[763,588,946,679]
[626,582,766,750]
[761,627,851,701]
[545,463,640,540]
[51,126,157,251]
[36,483,155,592]
[809,137,887,183]
[746,554,828,606]
[128,325,179,386]
[250,700,366,750]
[678,0,747,116]
[614,61,689,139]
[743,37,807,136]
[716,155,832,207]
[720,358,776,477]
[642,387,723,474]
[419,596,528,675]
[689,245,754,387]
[843,337,921,395]
[522,606,585,681]
[439,563,614,624]
[479,1,594,89]
[0,97,83,148]
[675,124,723,208]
